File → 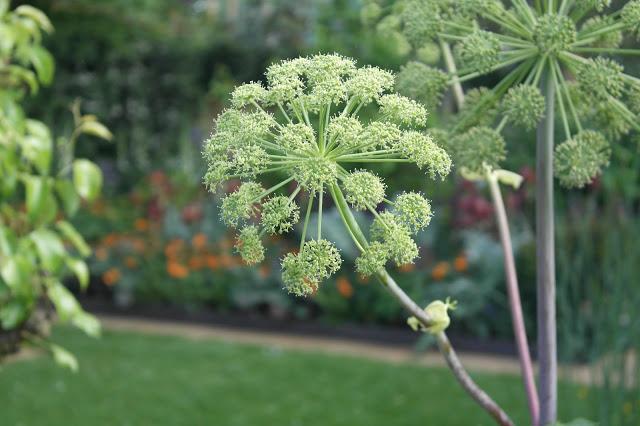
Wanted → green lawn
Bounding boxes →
[1,327,589,426]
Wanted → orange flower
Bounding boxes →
[134,218,149,232]
[431,261,450,281]
[454,255,468,272]
[188,256,205,270]
[336,276,354,299]
[399,263,416,273]
[102,267,121,286]
[103,233,119,247]
[191,233,207,250]
[164,239,185,259]
[95,247,109,261]
[125,256,138,269]
[219,254,234,268]
[167,261,189,279]
[206,255,219,270]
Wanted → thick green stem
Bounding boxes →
[537,70,557,426]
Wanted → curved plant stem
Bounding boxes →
[329,184,514,425]
[441,51,539,425]
[488,172,540,426]
[537,71,557,426]
[376,270,514,426]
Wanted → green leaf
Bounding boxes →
[27,45,54,86]
[72,159,102,201]
[15,5,53,33]
[23,119,53,174]
[0,227,17,256]
[54,180,81,217]
[56,221,91,257]
[0,0,9,16]
[8,65,38,94]
[0,254,33,294]
[0,300,28,329]
[47,281,80,321]
[30,229,66,273]
[23,175,45,222]
[50,344,78,372]
[72,311,101,337]
[77,121,113,141]
[65,257,89,290]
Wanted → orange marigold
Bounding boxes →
[102,267,121,286]
[103,233,119,247]
[336,276,354,299]
[134,218,149,232]
[454,255,468,272]
[164,239,185,259]
[125,256,138,269]
[188,256,205,270]
[167,261,189,279]
[205,255,219,270]
[431,261,450,281]
[191,233,207,250]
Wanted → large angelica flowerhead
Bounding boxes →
[375,0,640,187]
[204,54,451,296]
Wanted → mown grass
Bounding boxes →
[1,327,590,425]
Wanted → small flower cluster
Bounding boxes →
[366,0,640,188]
[204,54,451,296]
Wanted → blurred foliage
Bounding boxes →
[0,1,110,368]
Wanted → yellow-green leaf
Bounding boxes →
[56,221,91,257]
[30,229,66,273]
[72,159,102,201]
[15,5,53,33]
[65,258,89,290]
[77,121,113,141]
[50,344,78,372]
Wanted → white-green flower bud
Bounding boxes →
[220,182,264,227]
[359,121,402,150]
[554,130,611,188]
[276,123,315,152]
[231,82,268,108]
[345,66,395,104]
[396,61,449,106]
[293,157,338,192]
[378,94,428,127]
[261,196,300,235]
[360,2,382,26]
[622,1,640,39]
[377,15,401,35]
[533,14,576,54]
[393,192,432,233]
[281,253,317,297]
[327,116,363,149]
[342,170,386,210]
[502,84,546,130]
[301,239,342,280]
[576,58,624,101]
[456,30,501,73]
[582,16,622,49]
[236,226,265,265]
[397,131,452,179]
[451,126,506,174]
[370,212,419,266]
[355,241,389,276]
[458,87,499,130]
[266,58,308,104]
[416,42,441,65]
[401,0,443,46]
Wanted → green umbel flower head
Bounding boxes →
[204,54,450,296]
[377,0,640,188]
[554,130,611,188]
